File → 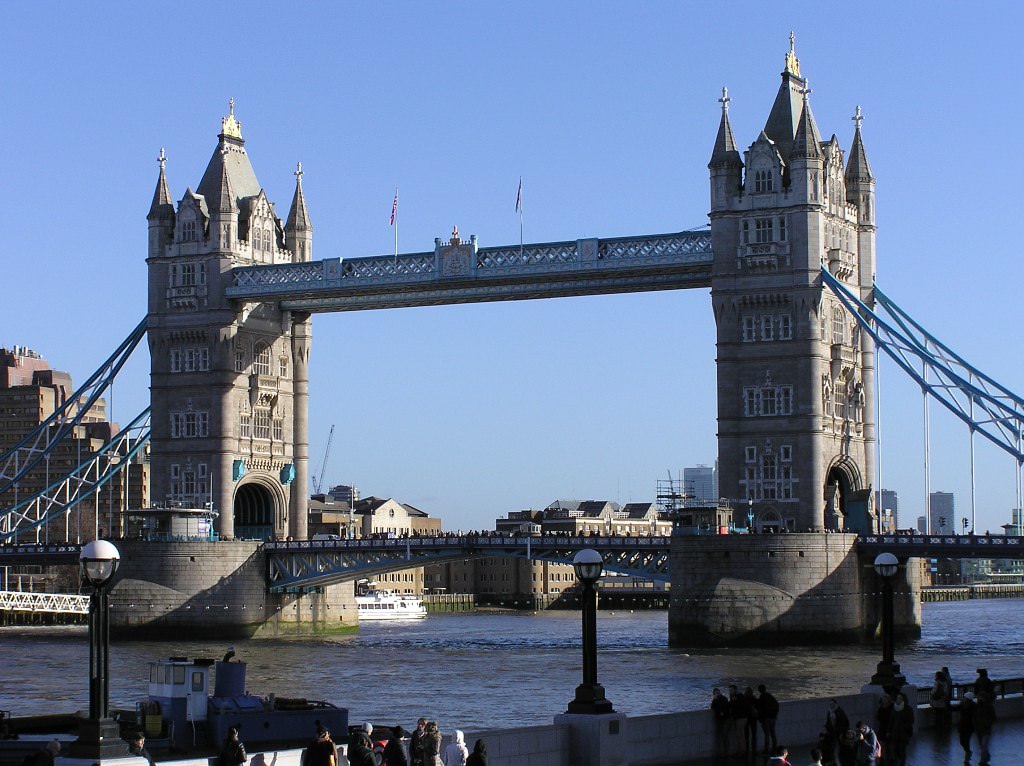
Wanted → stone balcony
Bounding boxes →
[737,242,791,270]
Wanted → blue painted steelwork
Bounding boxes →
[821,268,1024,463]
[859,533,1024,559]
[226,231,713,312]
[0,409,151,541]
[0,317,148,495]
[264,534,673,591]
[0,542,81,565]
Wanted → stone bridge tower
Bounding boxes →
[146,104,312,541]
[709,38,877,534]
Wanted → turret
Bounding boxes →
[285,162,313,262]
[845,106,876,290]
[787,90,825,207]
[147,148,175,258]
[206,147,238,252]
[708,87,743,212]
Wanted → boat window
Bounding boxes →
[174,666,186,685]
[164,666,172,685]
[192,672,204,692]
[150,664,158,684]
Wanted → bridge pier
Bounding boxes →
[107,541,357,639]
[668,533,920,647]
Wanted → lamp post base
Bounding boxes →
[66,718,128,761]
[567,683,615,715]
[869,661,907,690]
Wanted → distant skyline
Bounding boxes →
[2,2,1023,532]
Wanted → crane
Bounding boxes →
[312,424,335,494]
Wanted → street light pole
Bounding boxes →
[869,552,907,689]
[566,549,614,714]
[69,540,127,760]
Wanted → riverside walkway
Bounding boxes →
[683,714,1023,766]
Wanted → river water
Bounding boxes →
[1,600,1022,734]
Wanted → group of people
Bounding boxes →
[711,666,1000,766]
[710,683,781,757]
[298,719,487,766]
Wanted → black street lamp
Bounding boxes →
[69,540,127,760]
[566,549,614,714]
[869,552,907,689]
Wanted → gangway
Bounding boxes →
[0,590,89,615]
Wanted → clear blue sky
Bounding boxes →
[2,2,1022,533]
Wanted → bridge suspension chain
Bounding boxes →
[0,317,148,496]
[821,267,1024,462]
[0,409,151,542]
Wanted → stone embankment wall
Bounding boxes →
[141,692,1024,766]
[109,541,357,638]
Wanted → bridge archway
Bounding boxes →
[233,478,283,541]
[824,458,863,532]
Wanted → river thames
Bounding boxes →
[1,599,1021,733]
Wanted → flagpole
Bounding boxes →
[516,177,524,260]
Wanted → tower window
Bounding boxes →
[754,169,774,193]
[755,218,774,244]
[182,220,196,242]
[742,316,757,342]
[832,308,846,345]
[253,343,272,376]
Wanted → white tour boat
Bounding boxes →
[355,587,428,621]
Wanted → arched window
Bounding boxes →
[253,228,262,251]
[831,307,846,345]
[253,343,272,375]
[263,229,272,251]
[182,220,196,242]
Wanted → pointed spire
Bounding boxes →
[845,106,874,182]
[147,148,175,221]
[791,87,823,161]
[709,87,742,168]
[763,35,807,165]
[205,146,238,215]
[285,162,312,232]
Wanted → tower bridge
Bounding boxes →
[4,39,1024,642]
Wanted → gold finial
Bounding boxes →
[852,105,864,131]
[785,31,801,77]
[221,98,243,140]
[719,86,730,114]
[157,147,167,170]
[450,225,461,245]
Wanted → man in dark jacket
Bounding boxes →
[409,718,427,766]
[823,698,850,765]
[757,684,780,755]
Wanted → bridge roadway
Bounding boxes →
[225,230,714,312]
[1,533,1022,589]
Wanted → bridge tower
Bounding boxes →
[709,38,877,533]
[146,104,312,541]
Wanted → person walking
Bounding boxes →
[128,732,154,766]
[807,748,825,766]
[757,684,780,755]
[743,687,760,756]
[957,691,977,764]
[423,721,443,766]
[711,688,731,757]
[409,718,427,766]
[465,739,487,766]
[442,730,468,766]
[384,727,410,766]
[303,725,337,766]
[930,670,951,728]
[823,699,850,766]
[854,722,880,766]
[884,694,914,766]
[220,727,247,766]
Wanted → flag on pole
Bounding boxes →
[390,189,398,226]
[515,177,523,214]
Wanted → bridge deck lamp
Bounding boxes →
[69,539,127,760]
[566,548,614,714]
[869,552,907,689]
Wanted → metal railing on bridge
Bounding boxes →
[264,533,672,591]
[859,533,1024,559]
[0,590,88,614]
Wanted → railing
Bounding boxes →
[0,590,89,614]
[915,677,1024,708]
